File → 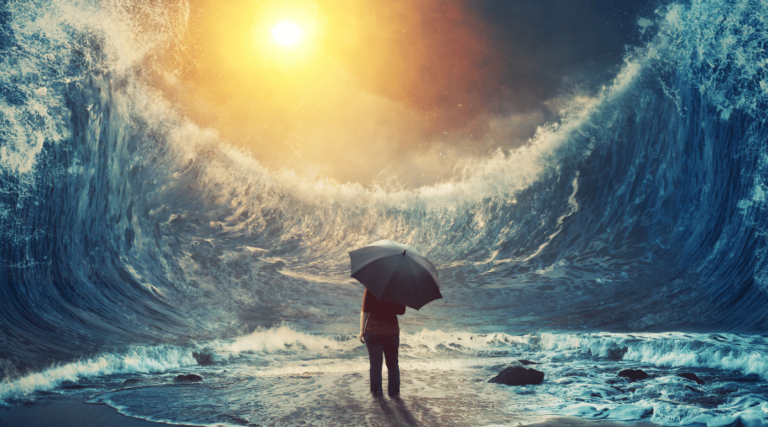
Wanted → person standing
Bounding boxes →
[358,288,406,397]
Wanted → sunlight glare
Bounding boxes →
[272,21,302,46]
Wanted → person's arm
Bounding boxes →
[359,311,370,343]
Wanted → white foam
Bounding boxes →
[0,346,195,403]
[637,17,654,36]
[538,332,768,380]
[213,325,352,355]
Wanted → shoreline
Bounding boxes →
[0,396,666,427]
[0,398,165,427]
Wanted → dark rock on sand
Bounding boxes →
[678,373,705,385]
[121,378,143,387]
[489,366,545,386]
[618,369,649,381]
[518,360,539,365]
[174,374,203,383]
[192,351,214,366]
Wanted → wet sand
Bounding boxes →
[0,396,664,427]
[0,398,165,427]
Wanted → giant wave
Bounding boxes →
[1,0,767,400]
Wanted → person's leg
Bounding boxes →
[382,335,400,397]
[364,334,384,395]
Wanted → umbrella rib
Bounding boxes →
[350,248,401,275]
[408,255,440,280]
[403,256,424,309]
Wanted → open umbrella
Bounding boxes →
[349,240,442,310]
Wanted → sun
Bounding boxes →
[271,21,302,46]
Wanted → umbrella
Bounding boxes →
[349,240,442,310]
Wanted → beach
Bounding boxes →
[1,328,764,426]
[0,396,662,427]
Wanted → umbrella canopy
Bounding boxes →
[349,240,442,310]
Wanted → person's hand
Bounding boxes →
[358,333,365,344]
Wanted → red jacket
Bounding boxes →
[362,289,406,336]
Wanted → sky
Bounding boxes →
[145,0,659,187]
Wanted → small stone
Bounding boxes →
[678,373,705,385]
[618,369,649,381]
[174,374,203,383]
[489,366,545,386]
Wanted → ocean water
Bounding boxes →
[1,0,768,426]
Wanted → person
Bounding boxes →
[358,289,406,397]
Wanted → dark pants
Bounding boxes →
[364,333,400,396]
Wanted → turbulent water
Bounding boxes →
[2,0,768,425]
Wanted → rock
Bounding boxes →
[518,360,539,365]
[174,374,203,383]
[192,351,214,366]
[121,378,143,387]
[489,366,545,386]
[678,373,705,385]
[618,369,649,381]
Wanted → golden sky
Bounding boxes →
[140,0,638,186]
